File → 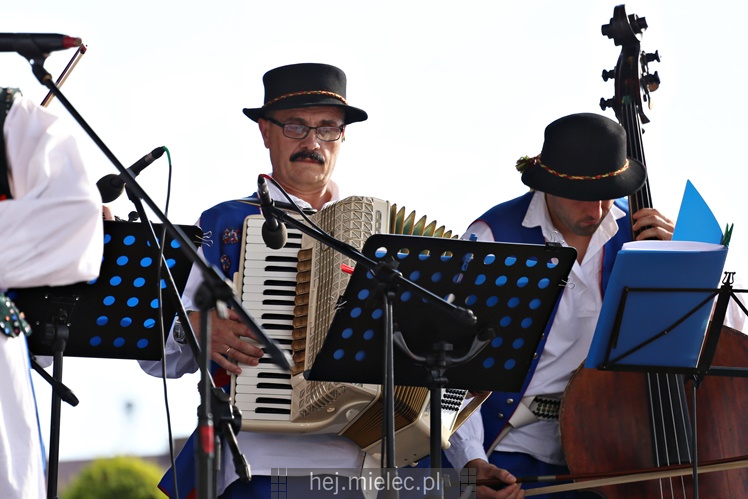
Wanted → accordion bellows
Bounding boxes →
[293,198,456,377]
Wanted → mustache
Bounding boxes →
[290,151,325,164]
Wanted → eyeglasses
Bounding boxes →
[266,117,345,142]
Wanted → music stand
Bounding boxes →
[7,220,201,498]
[584,242,748,498]
[307,234,576,496]
[11,221,201,360]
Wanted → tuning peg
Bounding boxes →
[604,11,648,39]
[628,14,648,34]
[641,71,661,93]
[644,50,661,63]
[600,97,615,111]
[602,69,616,81]
[601,21,614,40]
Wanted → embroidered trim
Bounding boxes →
[516,155,630,181]
[528,396,561,421]
[0,293,32,338]
[265,90,347,107]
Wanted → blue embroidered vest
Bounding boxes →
[471,192,632,453]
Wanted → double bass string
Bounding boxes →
[623,92,693,499]
[623,88,695,498]
[623,100,650,222]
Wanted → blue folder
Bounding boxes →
[586,181,729,369]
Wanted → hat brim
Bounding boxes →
[243,100,368,125]
[521,157,647,201]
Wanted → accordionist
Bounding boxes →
[138,63,383,499]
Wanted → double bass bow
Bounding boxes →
[40,43,86,107]
[554,5,748,498]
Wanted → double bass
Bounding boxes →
[556,5,748,498]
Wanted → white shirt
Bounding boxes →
[0,93,103,499]
[0,95,103,290]
[446,191,625,468]
[139,179,371,495]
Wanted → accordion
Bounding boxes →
[230,196,485,466]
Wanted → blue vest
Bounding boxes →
[472,192,632,453]
[200,196,261,280]
[159,196,260,499]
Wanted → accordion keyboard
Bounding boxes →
[233,216,302,421]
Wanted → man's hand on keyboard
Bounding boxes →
[189,309,264,375]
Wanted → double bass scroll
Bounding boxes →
[598,4,661,239]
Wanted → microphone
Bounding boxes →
[0,33,82,56]
[258,175,287,250]
[97,146,166,203]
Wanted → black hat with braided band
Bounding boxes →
[242,63,368,124]
[517,113,647,201]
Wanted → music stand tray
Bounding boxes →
[307,234,577,393]
[9,220,202,361]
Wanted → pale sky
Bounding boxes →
[4,0,748,462]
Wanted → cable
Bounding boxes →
[155,146,180,498]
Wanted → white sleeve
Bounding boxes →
[460,220,495,242]
[0,96,103,289]
[137,322,198,378]
[722,272,747,332]
[444,405,489,469]
[138,244,204,378]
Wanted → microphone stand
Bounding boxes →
[29,318,78,499]
[22,53,288,499]
[261,187,483,488]
[122,189,250,491]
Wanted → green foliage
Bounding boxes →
[62,456,164,499]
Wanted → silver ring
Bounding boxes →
[225,346,233,357]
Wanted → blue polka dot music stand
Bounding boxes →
[306,234,575,478]
[10,220,202,360]
[308,234,575,392]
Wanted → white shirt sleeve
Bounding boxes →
[137,323,198,378]
[138,243,203,378]
[0,96,103,289]
[445,406,489,470]
[461,220,494,243]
